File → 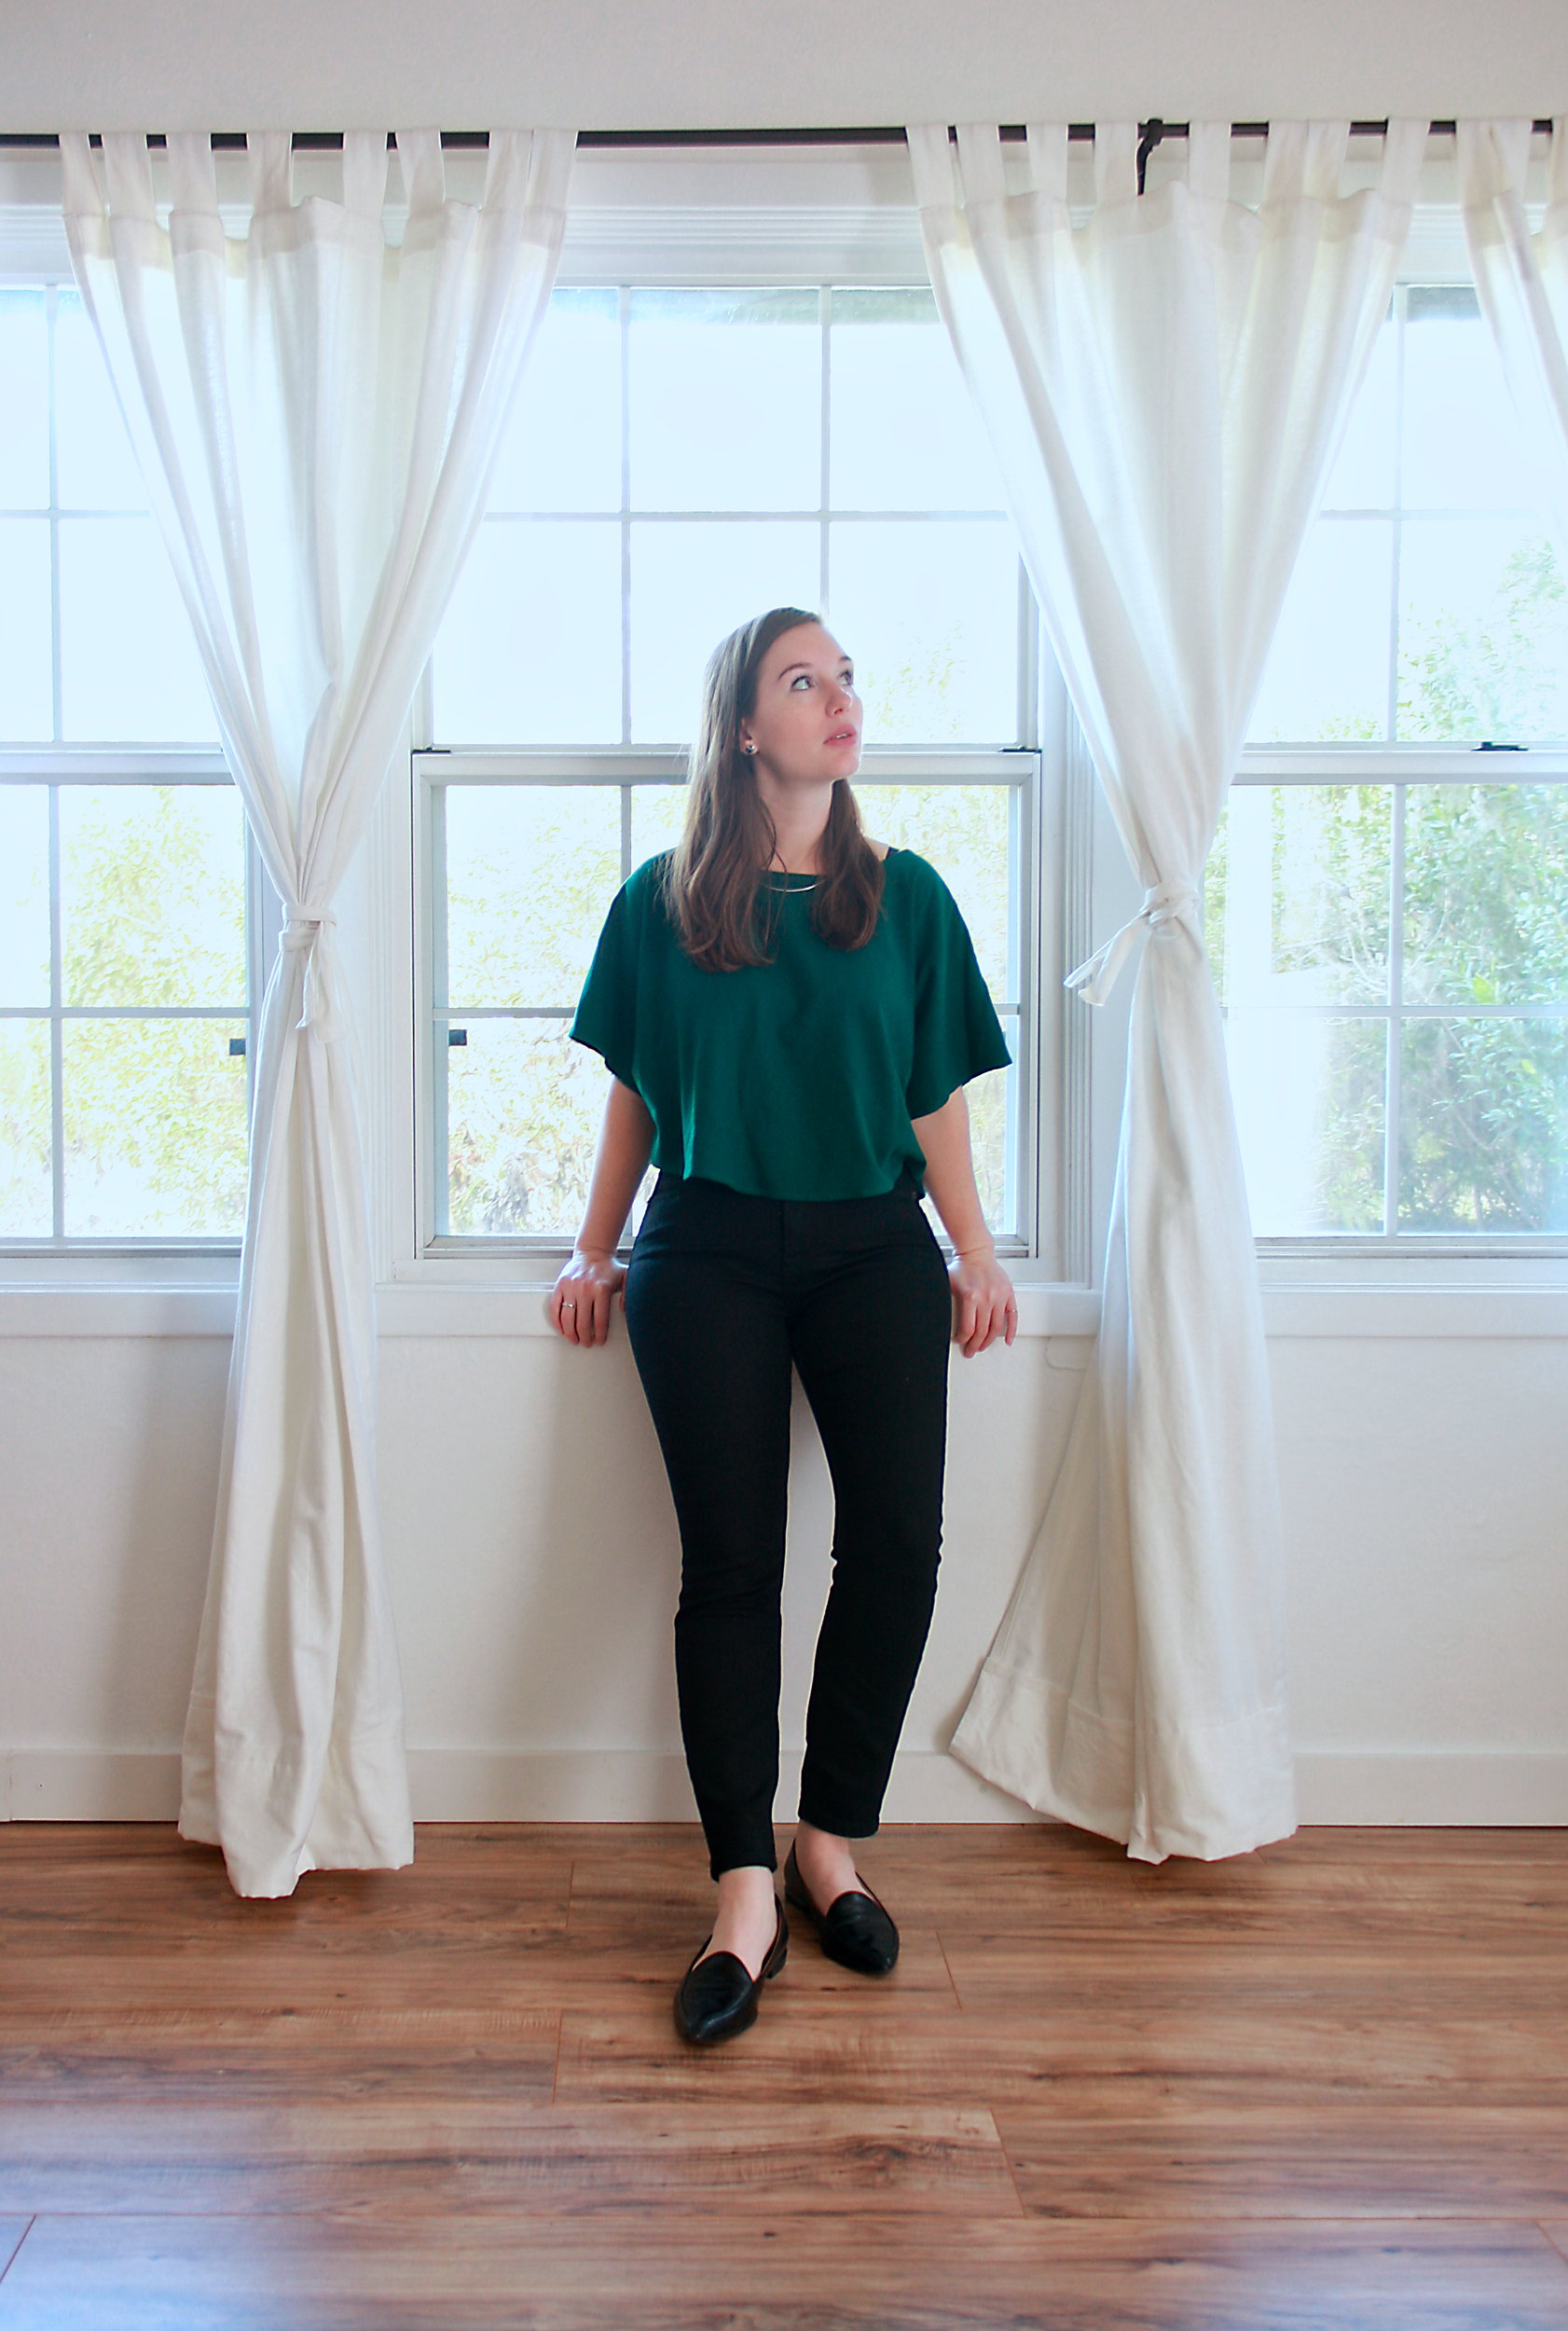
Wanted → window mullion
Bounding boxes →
[1385,283,1407,746]
[618,283,632,748]
[48,779,63,1239]
[818,283,832,614]
[1384,781,1407,1239]
[429,779,451,1240]
[46,283,62,747]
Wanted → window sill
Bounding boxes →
[6,1281,1568,1342]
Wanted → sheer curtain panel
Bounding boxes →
[911,119,1424,1860]
[1459,119,1568,551]
[61,128,573,1897]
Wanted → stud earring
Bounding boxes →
[742,742,757,755]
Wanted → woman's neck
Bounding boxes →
[757,777,834,875]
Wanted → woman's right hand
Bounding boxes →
[546,1247,627,1345]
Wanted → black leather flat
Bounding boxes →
[673,1896,789,2045]
[783,1842,899,1975]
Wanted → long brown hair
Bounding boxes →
[660,607,885,973]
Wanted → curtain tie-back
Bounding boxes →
[1065,882,1198,1007]
[280,912,343,1042]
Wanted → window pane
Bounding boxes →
[444,785,622,1008]
[1402,287,1539,512]
[433,519,622,744]
[0,516,55,741]
[829,289,1007,512]
[1206,785,1391,1008]
[59,517,218,742]
[629,289,820,512]
[443,1016,609,1236]
[62,1017,249,1235]
[1397,524,1568,743]
[1405,785,1568,1008]
[0,290,49,508]
[0,787,50,1005]
[828,519,1019,743]
[630,518,819,741]
[60,786,246,1008]
[486,289,621,514]
[964,1029,1015,1237]
[629,781,688,866]
[850,782,1013,1000]
[1227,1011,1386,1234]
[1248,518,1392,742]
[1398,1016,1568,1233]
[0,1020,51,1235]
[55,292,146,512]
[1320,307,1396,511]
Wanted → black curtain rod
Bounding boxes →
[0,120,1557,152]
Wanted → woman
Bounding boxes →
[548,606,1016,2046]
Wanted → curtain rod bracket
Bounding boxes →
[1135,117,1168,193]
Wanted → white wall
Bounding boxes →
[4,1303,1566,1827]
[1,0,1564,134]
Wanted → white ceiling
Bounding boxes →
[2,0,1563,134]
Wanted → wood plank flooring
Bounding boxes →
[1,1821,1566,2328]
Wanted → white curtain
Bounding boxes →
[911,119,1424,1860]
[62,128,572,1897]
[1459,119,1568,552]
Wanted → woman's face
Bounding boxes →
[738,623,862,785]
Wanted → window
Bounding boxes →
[1217,281,1568,1248]
[0,283,255,1251]
[417,280,1041,1258]
[19,166,1559,1280]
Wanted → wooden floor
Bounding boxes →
[0,1824,1566,2329]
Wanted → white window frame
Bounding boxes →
[1229,745,1568,1283]
[0,748,275,1280]
[1227,212,1568,1286]
[409,742,1050,1271]
[382,149,1081,1294]
[0,236,269,1285]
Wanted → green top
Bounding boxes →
[569,846,1011,1201]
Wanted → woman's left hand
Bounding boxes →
[948,1248,1018,1357]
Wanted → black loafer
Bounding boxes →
[673,1897,789,2045]
[784,1842,899,1975]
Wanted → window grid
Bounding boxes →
[1223,758,1568,1250]
[0,765,254,1248]
[420,278,1040,1260]
[1239,270,1565,1249]
[1264,283,1567,752]
[1,285,182,750]
[3,285,258,1252]
[440,283,1027,750]
[418,754,1036,1256]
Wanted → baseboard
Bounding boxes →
[402,1748,1039,1823]
[3,1751,185,1820]
[0,1747,1028,1825]
[1293,1749,1568,1825]
[5,1746,1564,1827]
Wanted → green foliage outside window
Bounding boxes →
[0,786,249,1237]
[1207,541,1568,1234]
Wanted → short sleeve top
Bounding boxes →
[568,846,1011,1201]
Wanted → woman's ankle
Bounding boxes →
[714,1862,777,1908]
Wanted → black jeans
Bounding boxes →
[623,1170,953,1879]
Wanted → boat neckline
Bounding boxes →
[760,845,901,885]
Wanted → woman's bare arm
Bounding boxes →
[545,1078,655,1345]
[911,1086,1017,1357]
